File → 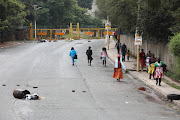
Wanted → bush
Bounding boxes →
[169,33,180,74]
[165,71,180,82]
[169,33,180,57]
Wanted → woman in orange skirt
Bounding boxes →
[113,55,126,82]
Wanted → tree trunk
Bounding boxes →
[0,32,4,43]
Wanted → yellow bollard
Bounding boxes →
[30,23,33,40]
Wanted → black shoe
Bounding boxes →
[73,64,74,66]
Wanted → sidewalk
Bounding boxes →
[0,41,21,48]
[107,41,180,108]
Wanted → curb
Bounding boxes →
[107,50,180,109]
[128,71,180,108]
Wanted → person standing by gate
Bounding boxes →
[69,47,77,66]
[86,46,93,66]
[115,40,121,54]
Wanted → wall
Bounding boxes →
[120,35,176,71]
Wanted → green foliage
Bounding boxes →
[169,33,180,57]
[165,70,180,82]
[18,0,103,28]
[0,0,27,32]
[141,7,174,42]
[96,0,179,42]
[97,0,138,33]
[77,0,93,9]
[169,33,180,74]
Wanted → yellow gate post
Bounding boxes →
[70,23,73,39]
[98,28,100,39]
[41,26,42,38]
[77,23,80,39]
[30,23,33,40]
[50,28,52,40]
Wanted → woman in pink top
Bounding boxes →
[101,47,108,66]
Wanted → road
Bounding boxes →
[0,39,179,120]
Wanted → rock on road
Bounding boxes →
[0,39,179,120]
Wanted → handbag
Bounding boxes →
[74,55,77,59]
[100,56,102,59]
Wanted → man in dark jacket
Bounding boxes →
[86,46,93,66]
[115,40,121,54]
[121,43,127,61]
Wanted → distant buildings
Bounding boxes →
[88,0,98,18]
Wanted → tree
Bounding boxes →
[169,33,180,74]
[0,0,27,43]
[77,0,93,10]
[96,0,138,33]
[96,0,178,42]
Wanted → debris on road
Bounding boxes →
[33,86,38,88]
[13,89,30,99]
[82,91,86,92]
[13,89,41,100]
[167,94,180,102]
[2,84,6,86]
[138,87,146,91]
[72,90,75,92]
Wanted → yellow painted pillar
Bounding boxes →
[50,28,52,40]
[70,23,73,39]
[107,29,109,50]
[30,23,33,40]
[41,27,42,38]
[77,23,80,39]
[98,29,100,39]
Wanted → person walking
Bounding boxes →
[113,55,126,82]
[114,30,117,40]
[148,54,156,79]
[154,58,164,86]
[86,46,93,66]
[140,49,146,71]
[101,47,108,66]
[69,47,77,66]
[146,51,152,72]
[121,43,127,62]
[115,40,121,54]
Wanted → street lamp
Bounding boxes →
[33,5,42,40]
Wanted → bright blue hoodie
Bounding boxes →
[69,50,77,58]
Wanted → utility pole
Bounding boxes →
[136,0,141,72]
[106,16,111,50]
[33,5,42,40]
[107,16,109,50]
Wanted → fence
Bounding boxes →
[30,23,117,40]
[120,35,176,72]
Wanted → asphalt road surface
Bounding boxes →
[0,39,180,120]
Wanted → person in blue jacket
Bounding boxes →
[69,47,77,66]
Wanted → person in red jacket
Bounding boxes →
[140,49,146,71]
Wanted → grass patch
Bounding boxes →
[162,78,180,90]
[164,71,180,82]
